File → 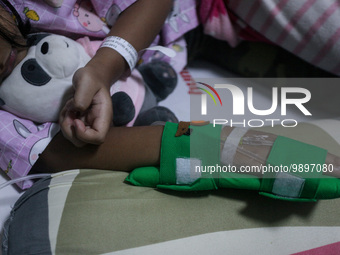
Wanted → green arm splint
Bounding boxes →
[125,122,340,201]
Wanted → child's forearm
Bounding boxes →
[32,124,340,179]
[31,125,164,173]
[87,0,174,87]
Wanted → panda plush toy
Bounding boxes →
[0,33,87,123]
[0,33,178,125]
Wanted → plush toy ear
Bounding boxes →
[26,33,51,47]
[21,59,51,86]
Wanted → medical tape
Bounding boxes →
[221,127,249,166]
[140,45,176,58]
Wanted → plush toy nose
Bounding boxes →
[41,42,49,54]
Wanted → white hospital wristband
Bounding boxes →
[100,36,138,72]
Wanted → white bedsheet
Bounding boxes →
[106,227,340,255]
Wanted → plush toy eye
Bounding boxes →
[41,42,49,54]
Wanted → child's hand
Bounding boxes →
[59,67,113,147]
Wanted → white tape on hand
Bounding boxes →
[100,36,138,72]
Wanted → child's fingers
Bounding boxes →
[60,122,86,147]
[60,75,112,146]
[73,104,112,145]
[73,119,107,145]
[61,99,112,146]
[72,68,99,112]
[59,100,87,147]
[72,88,113,145]
[73,88,94,113]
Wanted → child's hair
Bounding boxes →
[0,0,30,47]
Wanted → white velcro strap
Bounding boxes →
[176,157,202,185]
[272,172,305,198]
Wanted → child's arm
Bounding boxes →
[31,124,340,180]
[60,0,173,147]
[31,125,164,173]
